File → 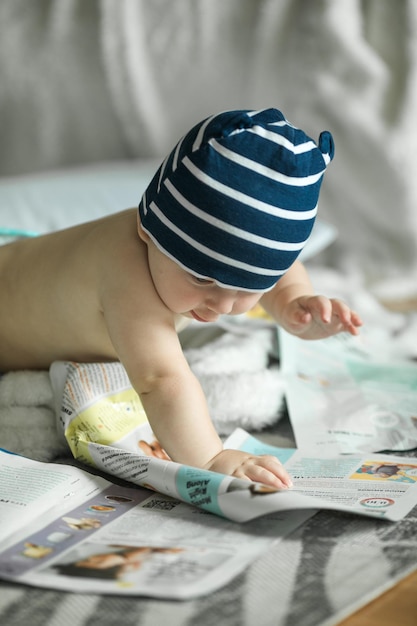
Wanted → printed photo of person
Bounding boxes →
[50,544,184,581]
[352,462,417,482]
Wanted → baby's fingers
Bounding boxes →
[349,310,363,332]
[300,295,332,324]
[331,299,363,335]
[242,456,293,489]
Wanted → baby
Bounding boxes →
[0,108,362,489]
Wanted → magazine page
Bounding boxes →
[279,329,417,454]
[0,450,312,598]
[0,449,106,545]
[225,429,417,522]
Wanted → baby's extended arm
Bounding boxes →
[261,261,363,339]
[133,346,292,490]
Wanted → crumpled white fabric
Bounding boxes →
[184,326,285,435]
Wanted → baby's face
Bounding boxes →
[141,232,262,323]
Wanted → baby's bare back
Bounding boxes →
[0,209,144,370]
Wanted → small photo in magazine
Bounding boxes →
[39,542,229,586]
[61,517,102,532]
[351,461,417,483]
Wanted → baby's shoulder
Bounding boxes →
[88,209,143,267]
[96,211,157,300]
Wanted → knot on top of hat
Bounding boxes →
[318,130,335,164]
[192,110,257,149]
[217,111,255,139]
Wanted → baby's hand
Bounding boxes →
[282,295,363,340]
[205,449,293,490]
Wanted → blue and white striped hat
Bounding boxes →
[139,108,334,292]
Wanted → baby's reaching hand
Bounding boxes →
[281,295,363,340]
[204,449,293,490]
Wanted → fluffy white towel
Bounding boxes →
[0,371,67,461]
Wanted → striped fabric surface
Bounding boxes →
[1,500,417,626]
[139,109,334,291]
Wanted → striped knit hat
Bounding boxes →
[139,108,334,292]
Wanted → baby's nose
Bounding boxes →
[207,290,237,315]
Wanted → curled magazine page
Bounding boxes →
[49,360,319,521]
[50,360,268,520]
[50,360,152,463]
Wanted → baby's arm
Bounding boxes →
[104,301,292,489]
[134,340,291,489]
[261,261,363,339]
